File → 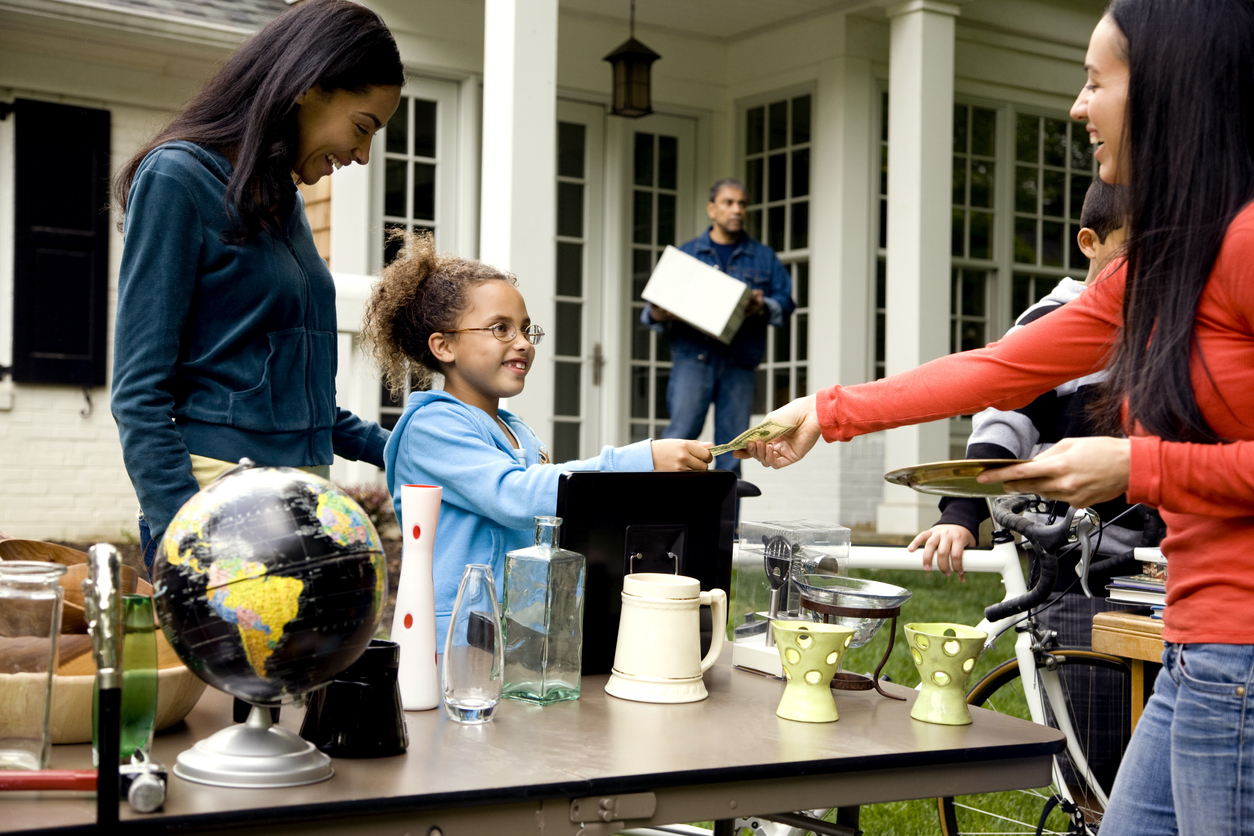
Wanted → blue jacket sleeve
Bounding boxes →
[762,252,796,328]
[332,408,389,468]
[110,166,204,542]
[394,404,653,531]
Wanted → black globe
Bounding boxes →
[154,466,387,705]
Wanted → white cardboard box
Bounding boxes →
[641,245,752,344]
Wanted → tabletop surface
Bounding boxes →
[5,659,1065,833]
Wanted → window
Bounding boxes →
[950,104,997,353]
[552,122,587,463]
[742,93,810,413]
[11,99,110,386]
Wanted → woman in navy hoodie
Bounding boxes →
[110,0,404,573]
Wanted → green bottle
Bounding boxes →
[93,594,158,763]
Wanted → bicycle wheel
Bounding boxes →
[937,649,1131,835]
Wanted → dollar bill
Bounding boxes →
[708,418,797,457]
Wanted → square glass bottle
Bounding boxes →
[502,516,585,704]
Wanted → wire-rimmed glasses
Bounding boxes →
[441,323,545,346]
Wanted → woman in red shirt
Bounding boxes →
[742,1,1254,831]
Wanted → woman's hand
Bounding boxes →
[908,524,977,582]
[651,439,713,471]
[978,436,1131,507]
[734,394,821,468]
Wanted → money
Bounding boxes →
[708,419,797,457]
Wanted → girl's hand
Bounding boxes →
[651,439,713,471]
[978,436,1131,507]
[734,394,821,468]
[907,524,977,582]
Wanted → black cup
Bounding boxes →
[299,639,408,758]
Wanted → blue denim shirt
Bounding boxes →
[642,229,796,368]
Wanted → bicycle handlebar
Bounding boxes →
[983,496,1078,623]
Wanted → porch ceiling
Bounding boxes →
[560,0,878,42]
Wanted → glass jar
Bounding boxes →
[502,516,585,704]
[0,561,67,769]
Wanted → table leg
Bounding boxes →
[1129,659,1144,734]
[712,820,736,836]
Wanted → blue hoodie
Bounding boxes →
[111,141,388,541]
[383,390,654,648]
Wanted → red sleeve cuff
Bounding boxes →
[1128,435,1161,507]
[816,386,843,443]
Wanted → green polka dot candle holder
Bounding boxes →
[771,621,857,723]
[905,622,987,726]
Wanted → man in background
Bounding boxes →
[642,178,795,473]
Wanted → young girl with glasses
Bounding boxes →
[362,232,712,646]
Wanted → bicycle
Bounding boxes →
[628,495,1150,836]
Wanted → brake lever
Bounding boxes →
[1072,509,1099,598]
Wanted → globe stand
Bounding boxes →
[174,703,333,788]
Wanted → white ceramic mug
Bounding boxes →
[604,573,727,704]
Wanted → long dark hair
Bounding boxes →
[1093,0,1254,442]
[114,0,403,240]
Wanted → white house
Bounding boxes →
[0,0,1103,542]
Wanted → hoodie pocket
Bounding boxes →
[228,329,310,432]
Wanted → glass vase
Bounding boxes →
[93,594,158,763]
[441,564,503,724]
[0,561,66,770]
[502,516,585,705]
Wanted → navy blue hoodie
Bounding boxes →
[111,141,387,541]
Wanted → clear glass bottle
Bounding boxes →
[441,564,503,724]
[502,516,585,704]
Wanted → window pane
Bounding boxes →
[656,330,670,363]
[1043,118,1068,167]
[1016,114,1039,163]
[1041,220,1065,267]
[632,316,651,360]
[383,222,406,266]
[631,366,650,418]
[385,158,407,217]
[768,153,787,202]
[1015,216,1037,264]
[657,193,676,247]
[797,312,808,362]
[746,106,765,155]
[380,411,400,432]
[970,161,993,209]
[1069,224,1086,272]
[555,360,581,416]
[952,208,965,257]
[557,182,584,238]
[556,242,582,297]
[878,199,887,250]
[773,369,791,412]
[881,91,889,141]
[1069,123,1094,170]
[791,201,808,251]
[629,423,649,444]
[969,211,992,260]
[953,104,968,153]
[768,205,785,252]
[555,301,582,357]
[412,162,435,221]
[791,148,810,198]
[634,132,654,186]
[386,101,408,155]
[557,122,586,179]
[971,107,996,157]
[654,369,670,420]
[413,99,437,158]
[792,95,811,144]
[952,157,967,206]
[960,319,985,352]
[1015,166,1038,214]
[880,144,889,195]
[632,248,653,299]
[658,135,678,191]
[747,208,763,241]
[962,270,985,317]
[746,157,764,204]
[1041,170,1065,218]
[753,369,768,415]
[633,190,652,245]
[1012,273,1032,318]
[876,258,886,308]
[796,260,809,308]
[769,101,788,149]
[797,365,807,397]
[1070,174,1092,221]
[773,316,791,362]
[551,421,579,463]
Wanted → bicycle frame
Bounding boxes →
[846,540,1110,811]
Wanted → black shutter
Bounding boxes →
[12,98,111,386]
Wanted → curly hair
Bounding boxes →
[361,230,516,397]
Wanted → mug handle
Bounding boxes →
[697,588,727,673]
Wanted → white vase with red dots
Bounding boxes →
[391,484,441,710]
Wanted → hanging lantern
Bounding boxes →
[604,0,660,118]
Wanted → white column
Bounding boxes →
[480,0,558,432]
[877,0,960,534]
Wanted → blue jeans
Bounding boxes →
[663,352,755,474]
[1101,642,1254,835]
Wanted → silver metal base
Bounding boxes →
[174,704,333,788]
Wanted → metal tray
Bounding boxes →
[883,459,1031,498]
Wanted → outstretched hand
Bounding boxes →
[734,394,821,469]
[907,524,976,582]
[978,436,1131,508]
[651,439,713,471]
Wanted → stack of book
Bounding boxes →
[1107,548,1167,617]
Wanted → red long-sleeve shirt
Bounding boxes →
[818,204,1254,644]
